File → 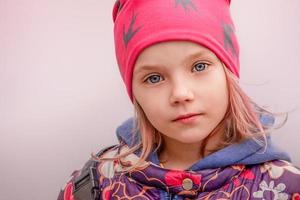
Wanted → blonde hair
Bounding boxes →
[95,64,287,171]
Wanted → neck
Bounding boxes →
[159,138,201,170]
[158,129,224,170]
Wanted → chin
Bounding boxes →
[173,131,210,144]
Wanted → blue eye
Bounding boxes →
[193,62,208,72]
[145,74,162,84]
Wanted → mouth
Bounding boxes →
[172,113,203,122]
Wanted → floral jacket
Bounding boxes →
[57,118,300,200]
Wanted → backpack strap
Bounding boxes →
[72,145,119,200]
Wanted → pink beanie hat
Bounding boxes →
[112,0,240,102]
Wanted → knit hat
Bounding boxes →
[112,0,240,102]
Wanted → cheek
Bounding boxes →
[137,96,162,123]
[142,108,166,134]
[205,73,229,115]
[139,99,169,131]
[133,84,167,124]
[137,89,167,110]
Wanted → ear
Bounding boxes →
[225,0,231,5]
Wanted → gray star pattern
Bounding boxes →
[223,22,237,57]
[175,0,197,12]
[123,12,142,48]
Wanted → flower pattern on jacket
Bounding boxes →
[293,193,300,200]
[253,180,288,200]
[261,160,300,179]
[58,146,300,200]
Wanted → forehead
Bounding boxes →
[134,41,218,71]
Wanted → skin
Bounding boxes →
[132,41,229,170]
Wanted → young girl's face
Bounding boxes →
[132,41,228,145]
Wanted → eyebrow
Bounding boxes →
[134,50,211,74]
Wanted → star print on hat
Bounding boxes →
[122,12,142,48]
[175,0,198,12]
[112,0,239,102]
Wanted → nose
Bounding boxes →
[169,80,195,105]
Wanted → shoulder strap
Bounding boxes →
[72,145,118,200]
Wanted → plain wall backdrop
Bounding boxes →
[1,0,299,199]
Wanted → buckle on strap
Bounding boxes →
[73,165,100,200]
[72,144,119,200]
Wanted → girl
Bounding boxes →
[58,0,300,199]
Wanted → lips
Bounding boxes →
[173,113,201,121]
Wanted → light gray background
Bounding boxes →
[0,0,299,199]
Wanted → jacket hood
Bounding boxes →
[116,117,291,170]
